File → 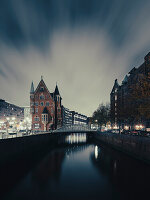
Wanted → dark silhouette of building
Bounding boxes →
[110,52,150,129]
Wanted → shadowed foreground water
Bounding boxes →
[1,133,150,200]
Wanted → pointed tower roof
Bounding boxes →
[54,84,60,96]
[30,81,34,94]
[111,79,119,94]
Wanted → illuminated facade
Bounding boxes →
[0,99,24,122]
[62,106,88,126]
[30,77,62,131]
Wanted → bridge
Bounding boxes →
[52,124,96,134]
[0,124,96,139]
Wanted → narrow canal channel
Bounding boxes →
[1,133,150,200]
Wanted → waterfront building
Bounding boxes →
[30,77,62,131]
[71,111,88,125]
[110,52,150,129]
[62,106,73,126]
[62,106,88,126]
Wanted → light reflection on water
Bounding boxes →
[2,134,150,200]
[65,133,87,144]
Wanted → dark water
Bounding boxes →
[1,133,150,200]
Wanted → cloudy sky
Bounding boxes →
[0,0,150,116]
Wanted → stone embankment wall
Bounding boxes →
[94,133,150,164]
[0,133,57,165]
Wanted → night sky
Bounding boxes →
[0,0,150,116]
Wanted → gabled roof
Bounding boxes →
[34,78,53,100]
[30,81,34,93]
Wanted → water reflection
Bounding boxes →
[65,133,87,144]
[91,145,150,200]
[32,150,65,185]
[2,136,150,200]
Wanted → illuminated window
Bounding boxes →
[115,95,117,100]
[34,123,39,129]
[35,108,38,113]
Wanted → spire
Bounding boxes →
[30,81,34,94]
[41,75,43,80]
[114,79,119,87]
[54,84,60,96]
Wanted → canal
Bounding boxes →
[0,133,150,200]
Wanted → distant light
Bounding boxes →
[12,117,15,120]
[6,117,10,120]
[113,125,118,129]
[135,124,144,130]
[124,126,129,130]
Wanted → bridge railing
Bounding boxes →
[53,124,93,133]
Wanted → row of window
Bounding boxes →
[34,115,53,122]
[31,101,51,107]
[31,94,51,100]
[31,108,54,114]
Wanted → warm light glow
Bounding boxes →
[135,124,144,130]
[113,125,118,129]
[124,126,129,130]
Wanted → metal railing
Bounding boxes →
[53,124,93,133]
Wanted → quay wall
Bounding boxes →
[94,133,150,164]
[0,133,57,165]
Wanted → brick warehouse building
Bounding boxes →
[30,77,62,131]
[110,52,150,129]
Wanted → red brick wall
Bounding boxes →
[30,80,55,131]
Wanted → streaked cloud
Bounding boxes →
[0,0,150,116]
